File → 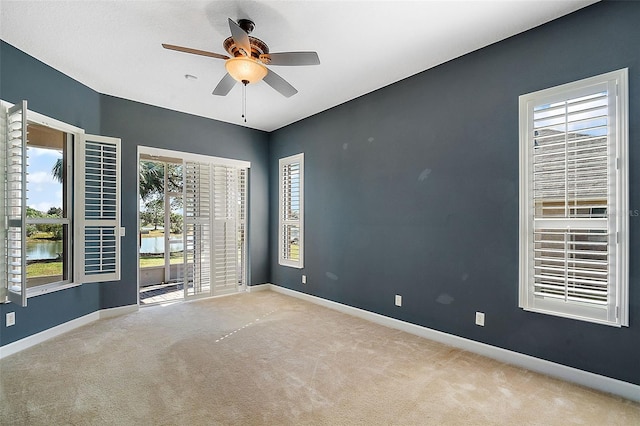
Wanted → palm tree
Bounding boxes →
[52,158,63,183]
[139,161,183,200]
[139,161,165,200]
[53,159,181,199]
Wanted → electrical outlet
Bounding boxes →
[6,312,16,327]
[302,275,307,284]
[395,294,402,307]
[475,312,485,327]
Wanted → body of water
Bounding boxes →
[140,236,184,254]
[26,240,63,261]
[27,236,184,259]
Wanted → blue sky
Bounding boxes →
[27,146,63,213]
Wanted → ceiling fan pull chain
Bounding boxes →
[242,80,248,122]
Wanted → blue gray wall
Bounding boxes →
[0,41,102,345]
[269,0,640,385]
[100,95,270,309]
[2,0,639,387]
[0,41,270,345]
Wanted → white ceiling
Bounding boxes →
[1,0,598,132]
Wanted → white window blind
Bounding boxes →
[519,69,628,326]
[279,153,304,268]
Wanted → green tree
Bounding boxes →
[139,161,165,201]
[27,206,44,218]
[141,196,164,230]
[139,161,183,201]
[47,207,62,217]
[139,161,183,233]
[42,207,64,239]
[170,212,183,234]
[26,206,44,237]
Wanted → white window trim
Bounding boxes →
[139,146,250,169]
[518,69,628,327]
[279,153,304,268]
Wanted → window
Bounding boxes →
[2,100,122,306]
[279,153,304,268]
[519,69,628,327]
[25,124,72,289]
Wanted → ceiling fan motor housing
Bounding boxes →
[223,36,270,62]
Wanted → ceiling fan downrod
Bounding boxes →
[237,19,255,34]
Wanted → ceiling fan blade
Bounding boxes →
[265,52,320,66]
[212,73,237,96]
[228,18,251,56]
[263,69,298,98]
[162,43,229,60]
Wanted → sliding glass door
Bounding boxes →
[138,147,249,304]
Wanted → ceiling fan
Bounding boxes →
[163,18,320,98]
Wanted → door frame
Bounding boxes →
[136,146,250,305]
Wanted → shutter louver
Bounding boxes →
[532,92,609,219]
[212,165,244,294]
[78,134,121,283]
[237,168,247,288]
[0,103,5,302]
[182,161,211,297]
[279,158,303,266]
[180,159,247,299]
[531,89,610,306]
[5,101,28,306]
[533,228,608,304]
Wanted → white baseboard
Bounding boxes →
[0,304,138,360]
[100,304,139,319]
[267,284,640,402]
[247,283,271,292]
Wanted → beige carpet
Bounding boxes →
[0,291,638,425]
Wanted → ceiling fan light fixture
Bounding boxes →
[225,57,267,84]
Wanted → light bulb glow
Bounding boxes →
[225,57,268,84]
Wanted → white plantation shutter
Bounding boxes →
[279,153,304,268]
[212,165,246,294]
[77,134,121,283]
[237,168,247,288]
[182,161,212,297]
[4,101,28,306]
[0,103,6,303]
[181,160,247,298]
[519,69,628,326]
